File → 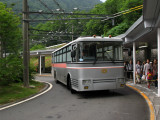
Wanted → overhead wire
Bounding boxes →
[102,5,143,21]
[28,3,143,44]
[52,0,68,41]
[38,0,52,12]
[52,0,65,12]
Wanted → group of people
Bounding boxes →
[124,59,158,88]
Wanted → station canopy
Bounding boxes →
[118,0,160,49]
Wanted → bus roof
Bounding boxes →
[76,36,122,42]
[52,36,123,53]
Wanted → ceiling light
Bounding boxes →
[139,46,148,48]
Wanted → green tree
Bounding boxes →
[0,2,22,85]
[83,0,143,37]
[30,44,46,51]
[0,2,22,55]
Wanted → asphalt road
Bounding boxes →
[0,76,149,120]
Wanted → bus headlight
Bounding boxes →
[82,80,91,85]
[118,78,124,83]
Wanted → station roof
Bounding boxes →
[119,0,160,49]
[30,49,55,56]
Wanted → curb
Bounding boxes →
[36,74,52,77]
[126,84,155,120]
[0,81,52,111]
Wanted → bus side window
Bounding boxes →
[53,54,54,63]
[67,52,71,62]
[55,56,57,63]
[57,51,59,63]
[63,48,66,62]
[54,52,57,63]
[67,45,71,62]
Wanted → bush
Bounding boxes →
[0,55,23,86]
[0,55,35,86]
[30,57,39,72]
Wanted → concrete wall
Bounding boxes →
[123,48,157,63]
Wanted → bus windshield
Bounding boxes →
[78,41,123,62]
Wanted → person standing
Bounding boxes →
[143,59,151,80]
[124,61,128,79]
[127,60,133,79]
[136,60,142,83]
[147,69,153,88]
[152,59,158,87]
[141,61,146,74]
[124,61,128,71]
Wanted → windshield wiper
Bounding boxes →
[105,52,115,62]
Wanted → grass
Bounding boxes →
[0,81,45,105]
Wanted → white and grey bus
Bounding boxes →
[52,36,125,93]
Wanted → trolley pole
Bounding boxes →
[23,0,29,87]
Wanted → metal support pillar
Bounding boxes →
[38,55,45,75]
[157,28,160,97]
[133,42,136,84]
[39,55,42,75]
[23,0,29,87]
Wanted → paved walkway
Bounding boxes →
[36,73,52,77]
[127,81,160,120]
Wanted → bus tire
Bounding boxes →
[54,71,59,84]
[55,79,60,84]
[67,77,71,90]
[67,76,76,94]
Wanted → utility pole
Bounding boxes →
[23,0,29,87]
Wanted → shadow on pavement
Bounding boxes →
[54,80,130,99]
[77,90,125,99]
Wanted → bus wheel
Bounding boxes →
[54,71,59,84]
[68,77,76,94]
[67,77,71,90]
[54,76,60,84]
[55,79,60,84]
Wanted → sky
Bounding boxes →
[100,0,106,2]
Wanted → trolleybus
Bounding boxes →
[52,36,125,93]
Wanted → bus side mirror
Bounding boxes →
[128,48,131,56]
[71,50,76,58]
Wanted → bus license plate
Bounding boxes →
[84,86,89,89]
[120,84,125,87]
